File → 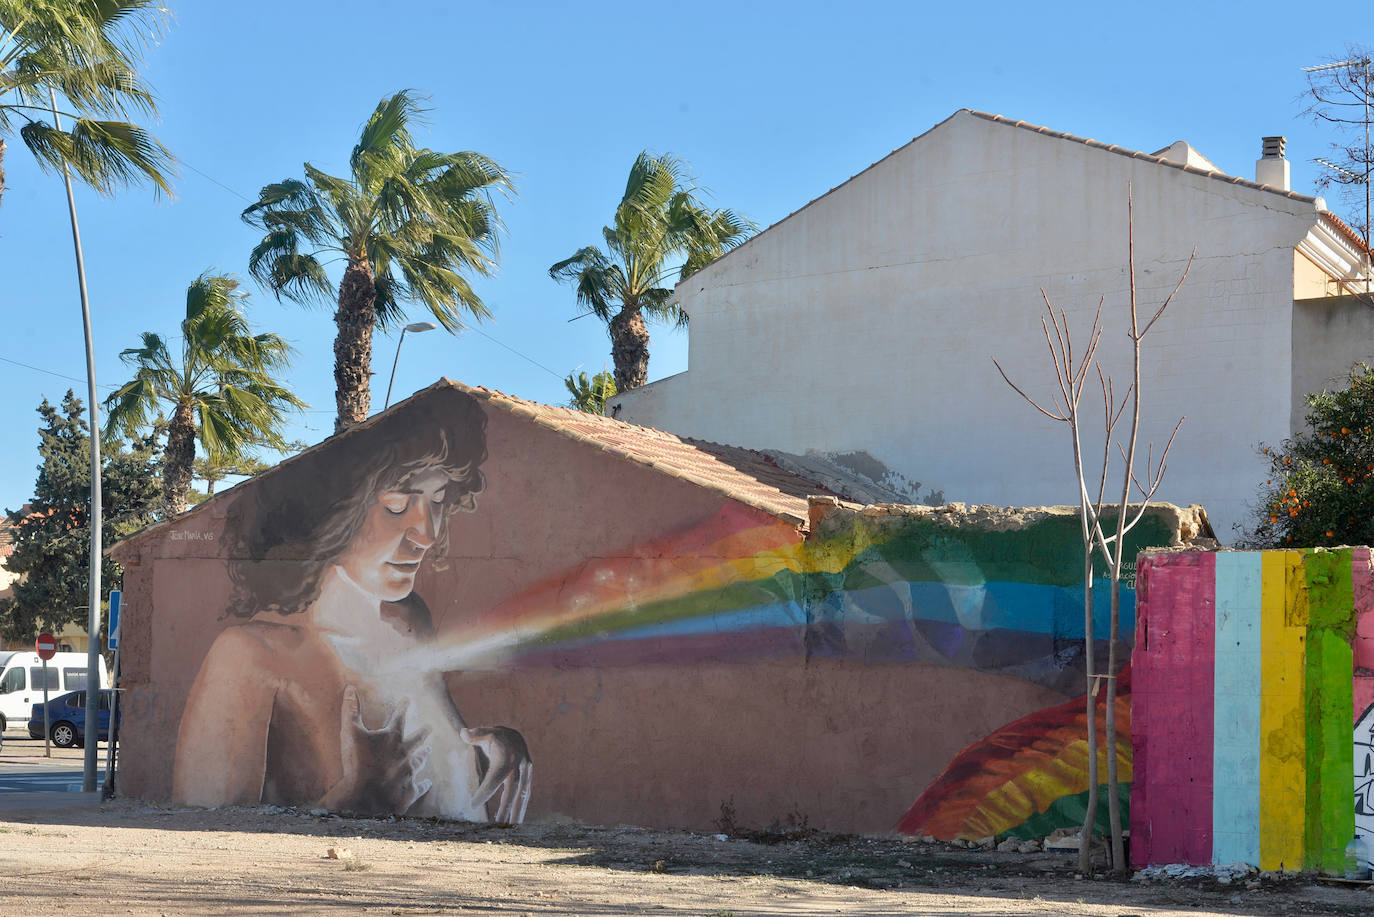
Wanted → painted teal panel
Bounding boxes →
[1212,552,1262,865]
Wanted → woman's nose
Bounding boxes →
[404,500,436,547]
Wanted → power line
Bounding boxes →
[179,157,255,204]
[0,354,118,390]
[467,325,567,381]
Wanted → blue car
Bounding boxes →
[27,689,117,748]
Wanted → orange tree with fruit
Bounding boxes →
[1247,363,1374,547]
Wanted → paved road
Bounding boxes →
[1,733,111,795]
[0,768,104,793]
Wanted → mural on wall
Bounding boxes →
[158,383,1193,836]
[449,507,1165,691]
[172,392,532,821]
[1358,703,1374,841]
[1131,548,1374,872]
[407,502,1172,839]
[895,668,1132,841]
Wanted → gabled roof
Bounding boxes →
[463,381,841,524]
[965,111,1316,203]
[114,380,845,553]
[679,109,1322,286]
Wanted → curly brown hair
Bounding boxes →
[225,388,487,618]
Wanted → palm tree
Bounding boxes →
[241,90,512,434]
[564,370,616,414]
[104,273,305,517]
[0,0,174,208]
[549,152,752,391]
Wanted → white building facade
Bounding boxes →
[612,110,1372,539]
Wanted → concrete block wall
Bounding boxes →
[1132,548,1374,872]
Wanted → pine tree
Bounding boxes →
[0,391,160,641]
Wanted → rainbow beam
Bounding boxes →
[1131,548,1374,871]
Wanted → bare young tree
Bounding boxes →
[994,188,1190,874]
[1302,46,1373,247]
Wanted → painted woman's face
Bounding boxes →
[337,468,450,602]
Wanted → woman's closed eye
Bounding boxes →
[381,493,410,514]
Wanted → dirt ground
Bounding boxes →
[1,795,1372,917]
[0,736,1370,917]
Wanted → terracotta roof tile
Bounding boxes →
[460,382,841,525]
[1318,210,1374,258]
[113,381,843,555]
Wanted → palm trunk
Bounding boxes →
[609,306,650,391]
[334,255,378,433]
[162,400,196,517]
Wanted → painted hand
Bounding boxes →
[323,685,432,815]
[461,725,532,824]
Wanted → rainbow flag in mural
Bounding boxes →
[1131,548,1374,872]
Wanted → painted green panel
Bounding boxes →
[1303,550,1356,874]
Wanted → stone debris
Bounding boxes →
[1133,862,1256,883]
[1043,832,1083,852]
[325,846,353,860]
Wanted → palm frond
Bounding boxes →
[246,228,332,305]
[18,115,172,196]
[1,0,169,197]
[101,375,163,439]
[301,163,354,218]
[350,89,426,187]
[550,246,623,321]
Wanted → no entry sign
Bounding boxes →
[35,632,57,660]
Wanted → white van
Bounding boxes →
[0,651,109,731]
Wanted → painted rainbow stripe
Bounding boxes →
[1131,548,1373,871]
[894,668,1132,840]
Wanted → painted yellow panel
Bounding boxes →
[1260,551,1306,871]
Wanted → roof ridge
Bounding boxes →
[963,110,1318,203]
[674,109,1320,286]
[468,386,823,525]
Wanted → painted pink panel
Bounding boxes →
[1131,551,1215,866]
[1354,549,1374,672]
[1355,550,1374,721]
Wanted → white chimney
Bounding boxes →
[1255,135,1290,191]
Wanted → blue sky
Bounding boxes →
[1,1,1368,515]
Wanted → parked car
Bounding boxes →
[27,689,117,748]
[0,650,109,732]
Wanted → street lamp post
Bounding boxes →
[48,88,104,794]
[383,321,438,410]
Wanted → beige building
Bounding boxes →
[612,110,1374,539]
